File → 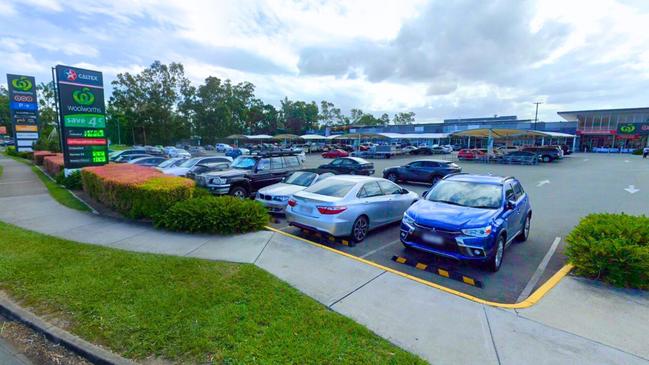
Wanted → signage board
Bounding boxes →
[617,122,649,136]
[0,126,6,135]
[6,74,39,152]
[55,65,108,168]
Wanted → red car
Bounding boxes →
[457,149,486,160]
[322,149,349,158]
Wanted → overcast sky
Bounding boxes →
[1,0,648,122]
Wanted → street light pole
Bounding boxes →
[533,101,543,130]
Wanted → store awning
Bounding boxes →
[331,133,389,140]
[225,134,274,140]
[450,128,574,138]
[379,132,449,139]
[300,134,328,140]
[273,134,301,140]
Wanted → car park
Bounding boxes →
[225,148,250,159]
[198,151,303,198]
[318,157,375,176]
[186,162,231,180]
[322,149,349,158]
[383,160,462,184]
[457,149,486,161]
[143,146,165,155]
[400,174,531,272]
[286,176,419,242]
[128,156,167,167]
[216,143,232,152]
[161,156,232,176]
[109,149,146,161]
[499,151,539,165]
[521,146,562,162]
[409,146,434,155]
[166,148,191,158]
[255,170,334,213]
[114,153,151,163]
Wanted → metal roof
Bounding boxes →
[558,107,649,121]
[450,128,575,138]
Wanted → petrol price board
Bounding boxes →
[6,74,39,152]
[55,65,108,168]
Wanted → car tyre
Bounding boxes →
[230,186,248,199]
[387,173,398,182]
[518,214,531,242]
[351,215,369,242]
[487,234,505,272]
[542,155,551,163]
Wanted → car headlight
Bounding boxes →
[461,225,492,237]
[273,195,289,202]
[402,212,415,227]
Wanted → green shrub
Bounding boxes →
[154,196,269,234]
[565,213,649,289]
[5,146,33,160]
[55,170,83,190]
[632,149,643,155]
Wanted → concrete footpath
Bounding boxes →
[1,155,647,365]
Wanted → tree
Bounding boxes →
[318,100,341,127]
[393,112,416,125]
[109,61,192,145]
[34,82,60,151]
[280,98,318,134]
[350,108,364,124]
[0,86,10,137]
[379,113,390,126]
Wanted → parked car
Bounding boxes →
[318,157,375,176]
[521,146,561,162]
[225,148,250,159]
[496,146,520,154]
[409,147,433,155]
[401,174,532,272]
[402,146,418,153]
[322,149,349,158]
[161,156,232,176]
[109,149,146,161]
[558,144,573,155]
[166,148,191,159]
[114,153,151,163]
[128,156,167,167]
[383,160,461,184]
[156,157,189,169]
[143,146,165,155]
[255,170,334,213]
[188,146,207,155]
[286,176,419,242]
[500,151,539,165]
[457,149,486,161]
[186,162,231,180]
[216,143,232,152]
[197,151,303,198]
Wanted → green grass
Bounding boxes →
[2,151,90,212]
[108,144,131,151]
[0,222,425,364]
[0,164,3,178]
[30,166,90,212]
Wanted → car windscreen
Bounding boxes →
[304,179,356,198]
[158,158,182,168]
[179,157,201,168]
[285,171,317,187]
[231,156,257,170]
[426,180,502,209]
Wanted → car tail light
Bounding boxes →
[317,206,347,215]
[288,199,297,207]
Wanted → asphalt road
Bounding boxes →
[263,151,649,303]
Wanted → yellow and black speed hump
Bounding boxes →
[391,255,483,288]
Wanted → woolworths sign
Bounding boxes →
[55,65,108,168]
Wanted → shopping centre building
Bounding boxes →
[558,107,649,152]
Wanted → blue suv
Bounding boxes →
[400,174,531,272]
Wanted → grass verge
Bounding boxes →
[1,151,90,212]
[0,221,425,364]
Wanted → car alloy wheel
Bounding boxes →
[230,187,248,199]
[488,235,505,272]
[543,156,551,162]
[352,216,369,242]
[387,173,398,182]
[520,215,531,242]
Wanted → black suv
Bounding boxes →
[521,146,562,162]
[198,151,303,198]
[318,157,375,176]
[383,159,461,184]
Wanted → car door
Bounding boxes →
[252,158,273,191]
[512,180,529,229]
[503,182,521,243]
[378,180,412,222]
[401,161,420,181]
[328,158,344,173]
[344,159,359,174]
[420,161,440,182]
[356,181,389,228]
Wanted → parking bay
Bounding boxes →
[267,153,649,304]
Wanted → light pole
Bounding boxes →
[533,101,543,130]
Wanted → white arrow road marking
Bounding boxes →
[624,160,630,163]
[583,158,589,162]
[625,185,639,194]
[536,180,550,187]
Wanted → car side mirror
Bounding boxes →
[400,188,409,194]
[506,199,516,210]
[422,190,429,198]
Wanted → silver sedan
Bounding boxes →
[286,176,419,242]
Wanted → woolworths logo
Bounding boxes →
[619,124,636,134]
[11,76,32,91]
[73,87,95,106]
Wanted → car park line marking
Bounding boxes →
[265,226,573,308]
[390,256,482,288]
[516,236,562,303]
[625,185,639,194]
[359,239,401,259]
[536,180,550,187]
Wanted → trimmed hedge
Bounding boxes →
[33,151,57,165]
[5,146,33,160]
[154,196,269,234]
[565,213,649,289]
[81,164,195,219]
[55,170,82,190]
[43,154,64,176]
